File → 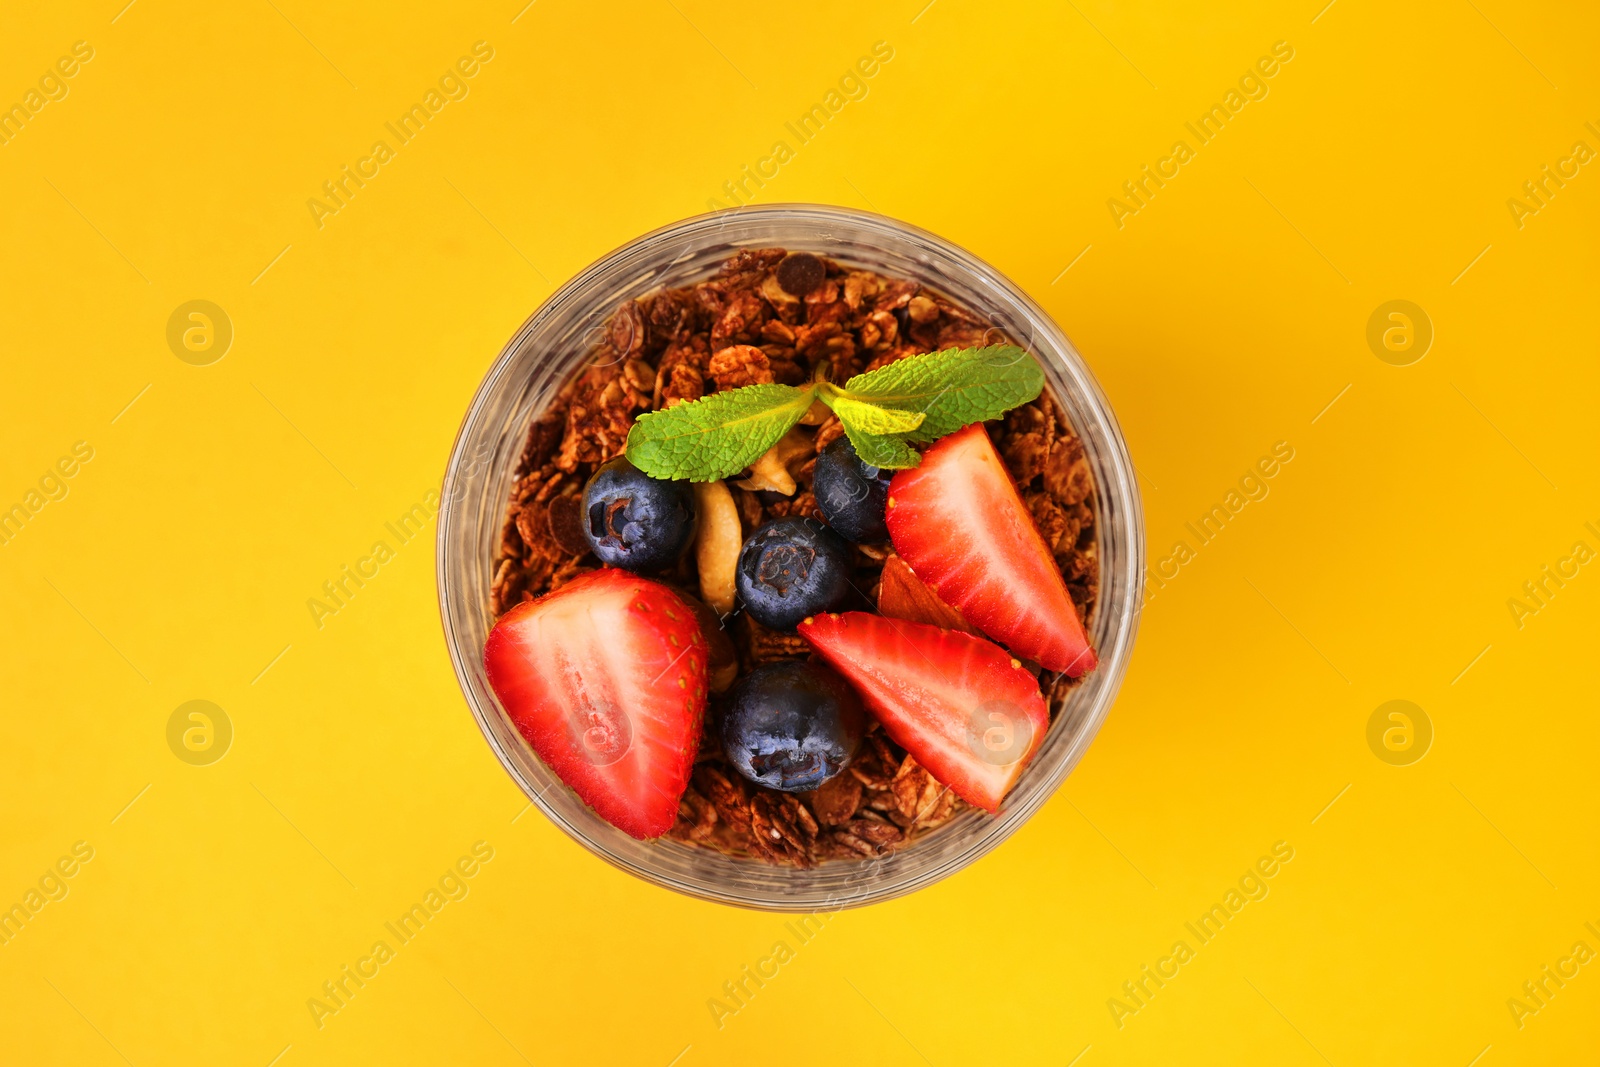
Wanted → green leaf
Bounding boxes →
[826,393,926,435]
[625,383,816,481]
[839,425,922,470]
[827,393,922,470]
[841,345,1044,442]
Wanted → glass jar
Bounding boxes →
[436,205,1144,911]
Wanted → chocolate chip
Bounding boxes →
[546,492,591,556]
[775,251,825,297]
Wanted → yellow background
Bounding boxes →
[2,0,1595,1063]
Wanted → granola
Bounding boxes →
[489,248,1100,866]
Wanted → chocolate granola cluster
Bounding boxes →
[490,248,1099,867]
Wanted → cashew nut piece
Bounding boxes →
[731,427,812,495]
[692,480,740,616]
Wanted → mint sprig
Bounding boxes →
[624,344,1044,480]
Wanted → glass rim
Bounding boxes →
[436,203,1145,911]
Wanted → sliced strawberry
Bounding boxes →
[798,611,1049,813]
[877,554,980,635]
[887,423,1096,676]
[484,568,706,839]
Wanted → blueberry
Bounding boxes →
[736,517,853,631]
[721,660,864,791]
[813,437,893,543]
[581,457,696,572]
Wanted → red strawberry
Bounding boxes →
[484,568,706,839]
[798,611,1049,813]
[877,554,979,635]
[886,423,1096,676]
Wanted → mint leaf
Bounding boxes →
[828,395,922,470]
[841,345,1043,442]
[626,384,816,480]
[826,393,926,436]
[839,424,921,470]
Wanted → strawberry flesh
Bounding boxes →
[484,568,706,839]
[798,611,1049,813]
[887,423,1096,676]
[877,554,979,635]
